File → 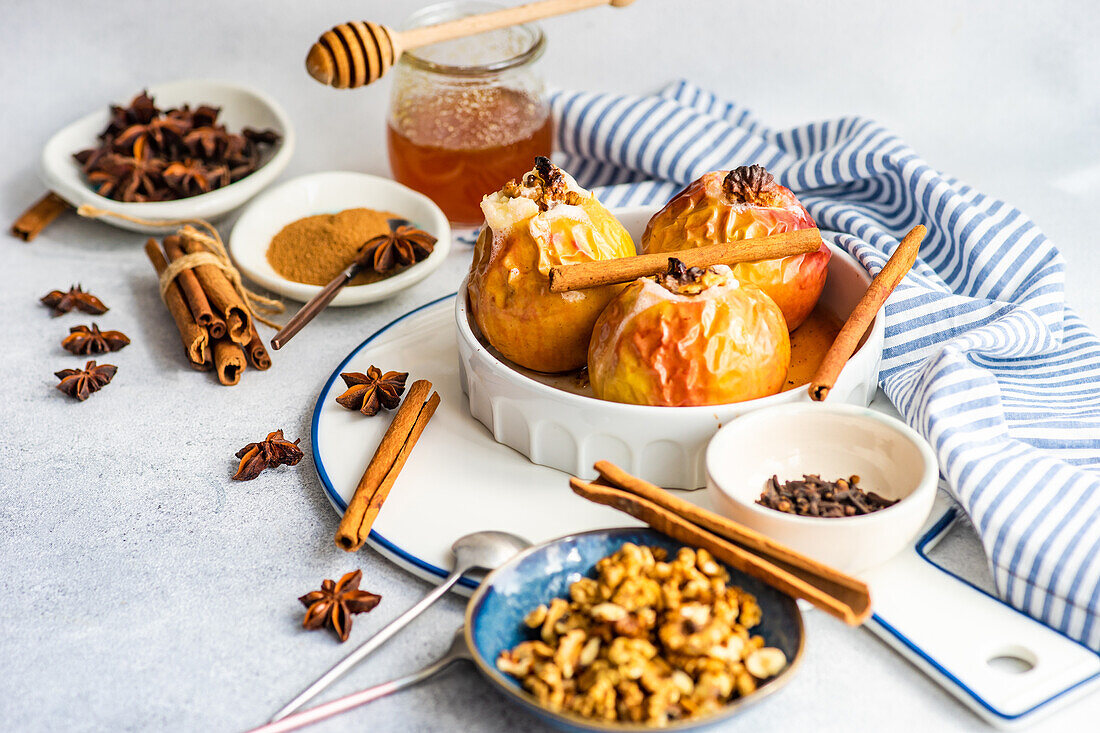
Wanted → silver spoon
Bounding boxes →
[249,628,471,733]
[271,531,530,721]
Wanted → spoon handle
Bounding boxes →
[270,566,466,721]
[251,629,470,733]
[269,264,359,350]
[399,0,635,51]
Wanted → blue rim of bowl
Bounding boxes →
[462,526,806,731]
[311,293,477,587]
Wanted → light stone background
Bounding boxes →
[2,0,1099,731]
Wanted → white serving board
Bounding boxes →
[312,295,1100,727]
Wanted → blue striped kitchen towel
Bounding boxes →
[547,80,1100,649]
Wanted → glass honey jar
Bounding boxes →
[387,1,553,227]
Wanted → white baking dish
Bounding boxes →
[455,206,885,488]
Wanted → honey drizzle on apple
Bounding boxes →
[784,308,844,391]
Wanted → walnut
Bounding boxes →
[495,543,787,725]
[722,164,782,206]
[590,602,628,623]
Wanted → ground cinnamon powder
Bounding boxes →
[267,208,402,286]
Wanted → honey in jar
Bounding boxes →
[388,87,552,227]
[386,2,552,227]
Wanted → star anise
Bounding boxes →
[88,138,167,202]
[184,126,227,159]
[299,570,382,642]
[335,366,408,416]
[163,159,214,197]
[55,360,117,401]
[74,91,280,202]
[232,429,304,481]
[61,323,130,355]
[112,115,190,156]
[359,223,437,274]
[41,284,109,316]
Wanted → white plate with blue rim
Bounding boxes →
[228,171,451,306]
[310,201,1100,728]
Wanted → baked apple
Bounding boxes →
[641,165,830,330]
[588,259,790,407]
[468,157,635,373]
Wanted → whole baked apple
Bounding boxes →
[641,165,829,330]
[588,260,790,407]
[468,157,635,373]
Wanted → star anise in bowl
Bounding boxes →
[359,223,437,275]
[232,429,304,481]
[61,324,130,355]
[299,569,382,642]
[73,90,281,203]
[41,285,109,317]
[335,366,408,416]
[55,360,117,401]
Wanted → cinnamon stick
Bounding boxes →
[592,461,871,623]
[144,238,210,369]
[11,192,70,242]
[810,225,926,401]
[212,336,247,386]
[548,228,822,293]
[245,323,272,370]
[571,477,869,625]
[336,380,441,551]
[182,238,252,346]
[163,235,226,339]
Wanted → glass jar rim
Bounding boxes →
[400,1,546,76]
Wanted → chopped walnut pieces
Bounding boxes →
[501,156,585,211]
[497,544,788,725]
[657,259,731,296]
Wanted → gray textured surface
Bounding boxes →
[3,0,1100,731]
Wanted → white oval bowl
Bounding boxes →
[455,206,885,488]
[706,403,938,573]
[228,171,451,306]
[40,79,295,233]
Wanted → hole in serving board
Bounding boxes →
[987,646,1037,674]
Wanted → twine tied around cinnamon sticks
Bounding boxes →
[77,205,283,384]
[76,204,285,328]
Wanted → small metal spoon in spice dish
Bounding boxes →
[228,171,451,308]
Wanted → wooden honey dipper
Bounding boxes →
[306,0,637,89]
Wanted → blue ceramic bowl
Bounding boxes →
[464,527,805,731]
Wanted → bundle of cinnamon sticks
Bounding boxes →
[144,236,271,385]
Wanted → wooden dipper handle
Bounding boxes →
[306,0,636,89]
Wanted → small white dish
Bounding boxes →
[456,205,884,489]
[228,172,451,306]
[40,79,295,233]
[706,403,938,574]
